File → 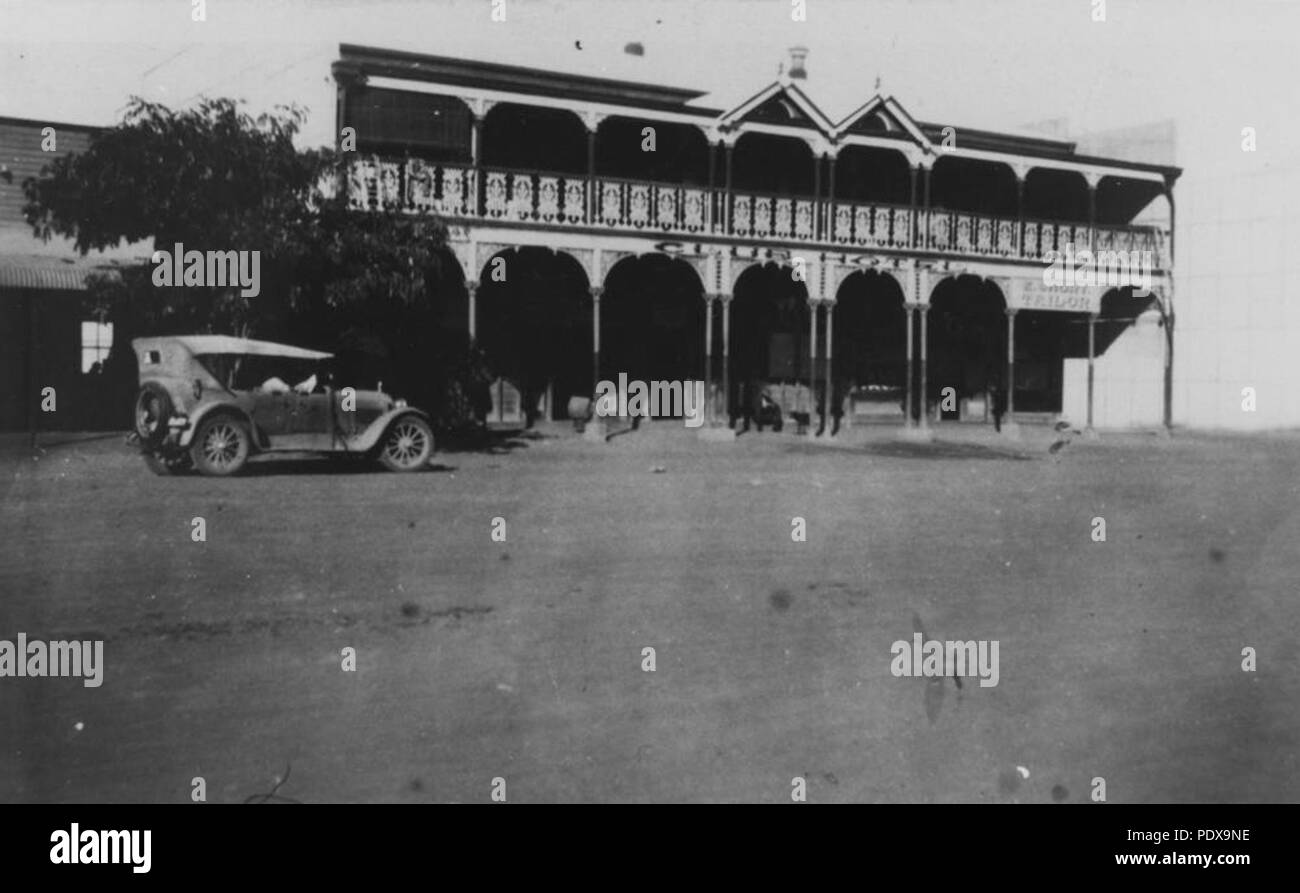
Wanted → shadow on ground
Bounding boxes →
[239,456,457,476]
[435,427,549,455]
[849,439,1036,461]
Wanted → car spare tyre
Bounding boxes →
[134,382,174,449]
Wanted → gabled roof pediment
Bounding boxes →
[749,92,817,127]
[832,95,931,148]
[718,79,835,135]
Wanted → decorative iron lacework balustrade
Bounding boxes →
[346,157,1168,268]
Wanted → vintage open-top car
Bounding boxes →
[132,335,434,475]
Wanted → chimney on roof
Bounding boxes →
[787,46,808,80]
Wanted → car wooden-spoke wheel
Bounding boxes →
[191,416,251,476]
[379,416,433,472]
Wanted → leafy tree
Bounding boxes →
[23,96,487,429]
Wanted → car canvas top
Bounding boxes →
[132,335,333,361]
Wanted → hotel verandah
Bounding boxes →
[348,44,1176,435]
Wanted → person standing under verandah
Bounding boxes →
[990,376,1007,433]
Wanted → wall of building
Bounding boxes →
[0,288,130,432]
[1057,112,1300,432]
[1173,161,1300,430]
[0,118,95,222]
[0,290,29,429]
[1063,154,1300,434]
[1063,311,1164,430]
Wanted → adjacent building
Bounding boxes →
[0,116,147,434]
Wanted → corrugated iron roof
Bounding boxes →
[0,262,106,290]
[0,224,150,291]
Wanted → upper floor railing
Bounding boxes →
[346,157,1170,268]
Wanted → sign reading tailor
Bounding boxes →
[1020,282,1094,312]
[152,243,261,297]
[890,633,999,687]
[594,373,705,427]
[0,634,104,687]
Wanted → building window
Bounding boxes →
[81,320,112,373]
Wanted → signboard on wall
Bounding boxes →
[1014,281,1097,313]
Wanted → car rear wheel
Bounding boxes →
[134,383,174,449]
[190,415,251,476]
[378,416,433,472]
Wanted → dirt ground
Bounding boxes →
[2,422,1298,803]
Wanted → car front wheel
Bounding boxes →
[378,416,433,472]
[190,415,251,476]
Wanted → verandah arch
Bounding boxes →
[728,260,811,427]
[925,274,1007,422]
[476,246,591,425]
[831,268,908,425]
[599,253,706,416]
